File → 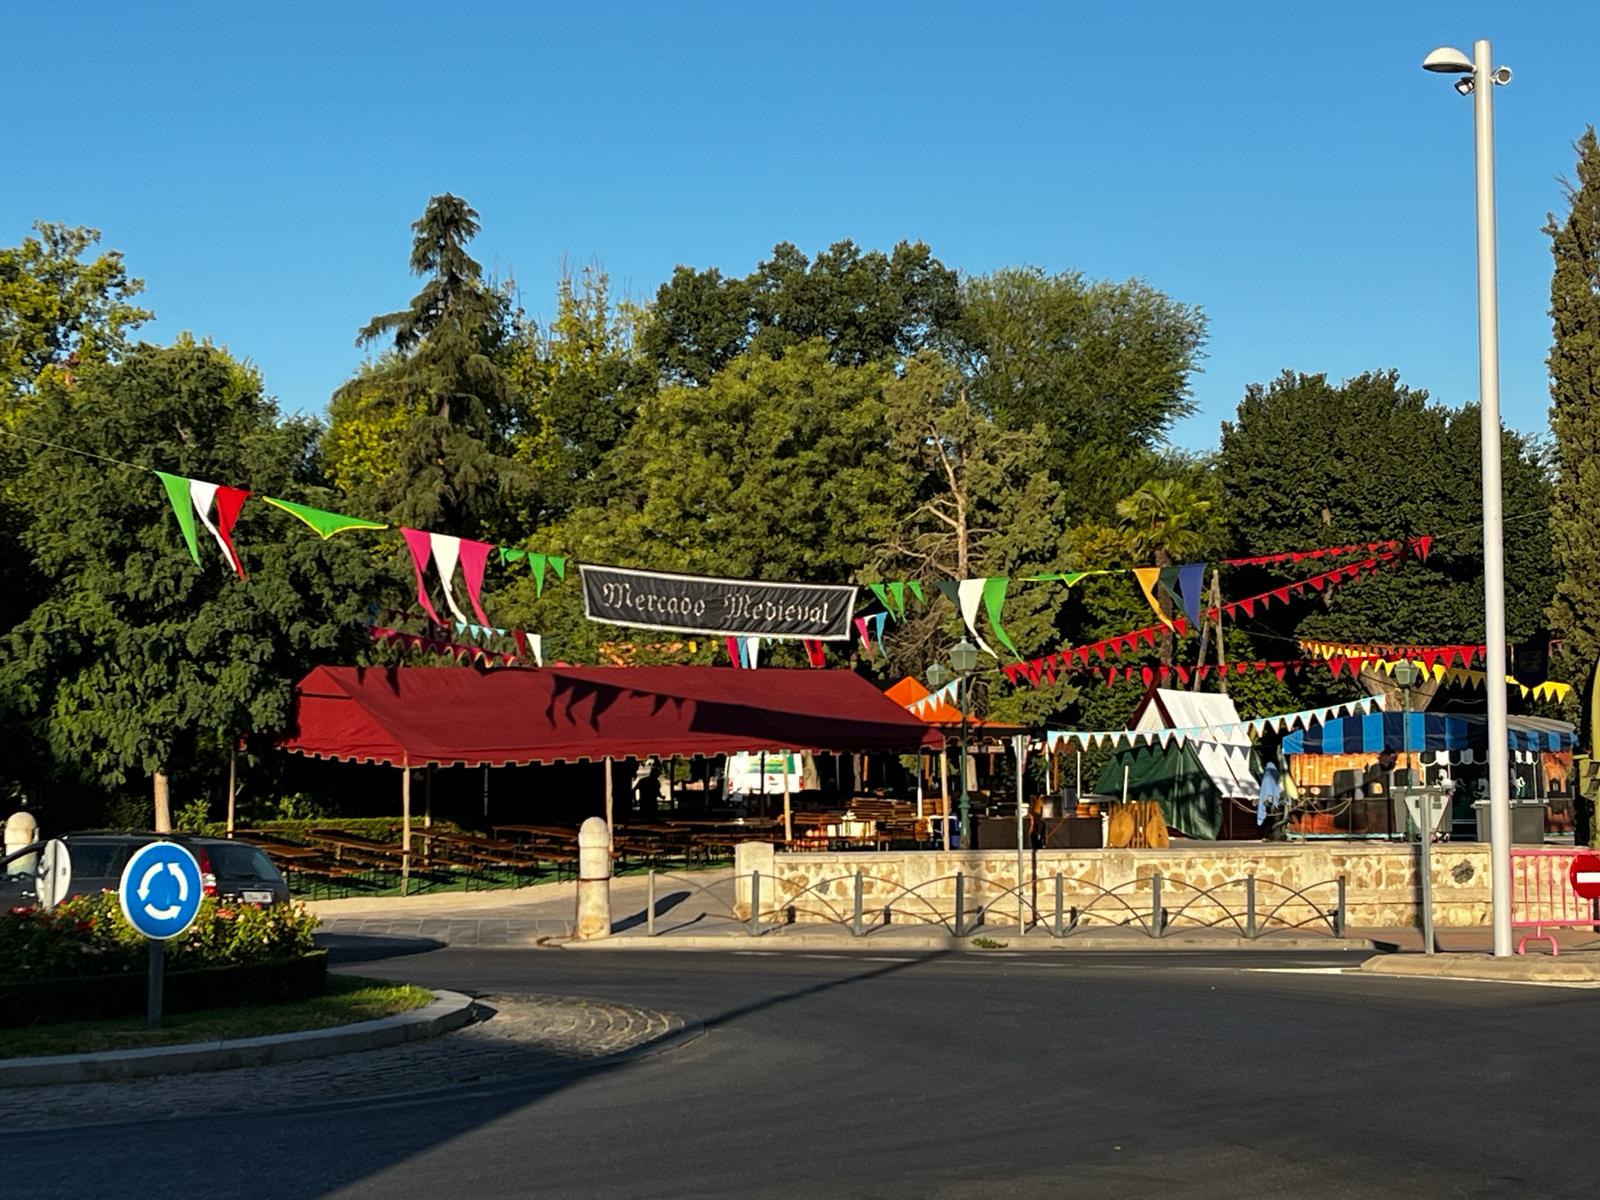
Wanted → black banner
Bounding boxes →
[579,565,857,640]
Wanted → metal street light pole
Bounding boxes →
[1423,39,1514,956]
[948,638,979,849]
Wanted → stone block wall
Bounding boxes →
[733,840,1493,930]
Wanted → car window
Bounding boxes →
[207,843,280,882]
[64,843,126,879]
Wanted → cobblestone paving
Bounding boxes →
[0,994,685,1131]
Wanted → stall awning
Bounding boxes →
[1282,712,1575,755]
[277,665,944,767]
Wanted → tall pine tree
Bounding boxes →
[1546,127,1600,843]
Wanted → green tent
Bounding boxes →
[1096,741,1226,840]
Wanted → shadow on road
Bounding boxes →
[316,933,447,964]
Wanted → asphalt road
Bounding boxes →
[5,943,1598,1199]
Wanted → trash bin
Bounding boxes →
[1472,800,1547,844]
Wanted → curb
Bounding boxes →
[562,932,1375,953]
[1360,953,1600,985]
[0,989,476,1088]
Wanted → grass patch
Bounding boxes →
[969,936,1009,949]
[0,974,433,1059]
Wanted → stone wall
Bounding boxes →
[733,841,1494,930]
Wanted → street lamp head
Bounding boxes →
[949,639,980,675]
[1422,46,1473,74]
[1454,77,1475,96]
[1392,661,1421,689]
[926,662,949,689]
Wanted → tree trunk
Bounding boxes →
[153,771,172,833]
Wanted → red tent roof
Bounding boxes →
[277,665,944,767]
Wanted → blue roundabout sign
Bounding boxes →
[118,841,205,940]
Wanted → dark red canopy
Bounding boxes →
[277,664,943,767]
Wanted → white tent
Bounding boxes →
[1130,689,1260,802]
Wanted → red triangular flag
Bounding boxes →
[1141,667,1155,687]
[1003,663,1025,685]
[1197,664,1211,680]
[212,486,251,579]
[1158,666,1171,682]
[1175,665,1191,684]
[1272,586,1290,604]
[1241,597,1257,617]
[1272,664,1287,680]
[726,637,742,667]
[1415,535,1433,560]
[1104,667,1119,687]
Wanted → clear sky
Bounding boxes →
[5,2,1596,451]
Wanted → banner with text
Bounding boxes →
[579,565,857,641]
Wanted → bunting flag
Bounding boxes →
[428,533,472,625]
[802,638,827,668]
[370,625,517,667]
[157,474,253,578]
[1222,540,1401,567]
[888,581,908,619]
[456,538,494,627]
[511,629,544,667]
[744,636,762,669]
[155,471,202,564]
[1132,567,1173,629]
[871,611,888,649]
[906,679,963,718]
[1301,639,1485,669]
[725,636,742,667]
[401,528,446,625]
[1044,697,1381,753]
[980,577,1020,657]
[1176,563,1205,627]
[259,496,387,539]
[956,578,998,657]
[854,615,874,655]
[868,582,892,615]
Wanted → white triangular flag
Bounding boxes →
[429,534,472,625]
[956,579,997,658]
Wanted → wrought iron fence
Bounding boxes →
[638,869,1347,940]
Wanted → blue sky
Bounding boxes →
[5,2,1596,451]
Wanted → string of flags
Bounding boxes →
[1300,639,1485,671]
[369,624,541,668]
[903,679,963,719]
[1044,697,1382,753]
[1003,542,1427,689]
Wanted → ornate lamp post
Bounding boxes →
[948,638,980,847]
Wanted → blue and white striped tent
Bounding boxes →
[1281,712,1574,756]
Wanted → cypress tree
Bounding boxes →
[1546,127,1600,842]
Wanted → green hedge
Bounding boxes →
[0,951,329,1027]
[2,892,318,983]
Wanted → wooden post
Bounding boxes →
[226,749,237,837]
[604,756,614,852]
[423,765,433,862]
[152,771,172,834]
[401,763,412,897]
[1076,750,1083,801]
[1214,570,1228,693]
[782,754,793,844]
[939,744,951,851]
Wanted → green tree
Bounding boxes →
[333,194,525,538]
[877,352,1073,724]
[1547,129,1600,700]
[528,343,909,664]
[0,222,152,399]
[504,264,655,526]
[1219,369,1555,673]
[640,240,962,385]
[0,342,377,828]
[960,268,1207,522]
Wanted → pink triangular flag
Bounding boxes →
[457,538,494,627]
[402,529,445,625]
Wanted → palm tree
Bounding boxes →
[1117,478,1218,667]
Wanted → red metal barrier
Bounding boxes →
[1511,847,1599,955]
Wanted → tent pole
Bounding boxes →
[401,763,411,897]
[940,744,951,851]
[1214,570,1228,694]
[916,753,924,820]
[424,765,433,862]
[783,756,793,844]
[1076,751,1083,801]
[604,756,614,853]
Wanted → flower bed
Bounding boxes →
[1,893,324,1026]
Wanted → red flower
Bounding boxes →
[8,905,34,916]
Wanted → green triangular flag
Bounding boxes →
[1156,564,1185,612]
[887,581,907,621]
[933,579,961,608]
[981,577,1021,658]
[155,471,201,564]
[868,583,891,614]
[549,556,566,580]
[500,547,527,565]
[529,553,548,597]
[907,580,925,605]
[260,496,388,539]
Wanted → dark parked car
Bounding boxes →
[1,833,289,907]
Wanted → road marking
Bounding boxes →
[1244,967,1355,975]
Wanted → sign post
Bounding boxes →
[118,842,204,1030]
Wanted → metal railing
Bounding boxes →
[638,869,1347,940]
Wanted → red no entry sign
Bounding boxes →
[1570,852,1600,901]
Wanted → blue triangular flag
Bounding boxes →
[1177,563,1206,627]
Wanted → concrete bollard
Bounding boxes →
[575,816,613,939]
